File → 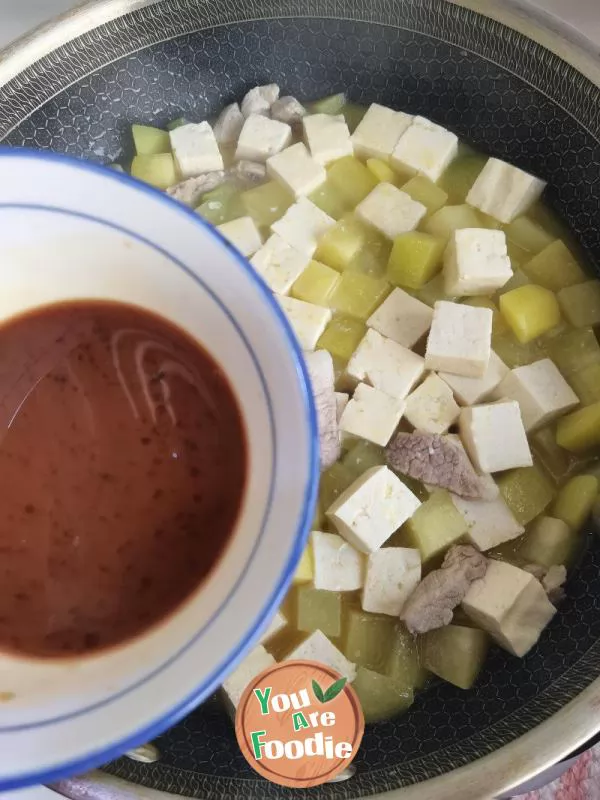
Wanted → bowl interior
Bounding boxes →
[3,0,600,797]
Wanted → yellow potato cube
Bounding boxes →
[552,475,598,531]
[505,216,554,256]
[315,215,371,272]
[547,327,600,378]
[327,156,378,207]
[423,204,483,245]
[342,440,386,478]
[387,232,444,289]
[415,273,457,307]
[531,426,587,484]
[366,158,397,184]
[330,272,391,320]
[569,364,600,406]
[343,609,395,672]
[519,517,578,568]
[556,402,600,453]
[491,332,546,369]
[404,490,468,562]
[499,284,562,343]
[308,179,350,220]
[497,464,555,525]
[196,183,244,225]
[438,152,487,204]
[131,153,177,190]
[522,240,586,291]
[132,124,170,156]
[291,260,340,306]
[422,625,488,690]
[317,314,366,363]
[241,180,293,228]
[319,461,356,510]
[401,175,448,215]
[352,667,414,722]
[558,281,600,328]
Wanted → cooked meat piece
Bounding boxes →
[214,102,245,144]
[524,563,567,605]
[229,159,267,187]
[304,350,340,471]
[241,84,280,118]
[270,96,307,126]
[166,171,226,206]
[386,432,495,499]
[401,545,488,634]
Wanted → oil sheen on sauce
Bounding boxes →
[0,300,246,658]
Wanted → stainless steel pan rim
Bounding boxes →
[1,1,599,797]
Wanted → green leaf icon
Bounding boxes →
[312,679,325,703]
[323,677,347,702]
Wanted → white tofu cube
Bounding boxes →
[346,329,425,399]
[335,392,349,422]
[460,400,533,473]
[425,301,493,378]
[222,645,276,708]
[339,382,405,446]
[267,143,326,198]
[271,197,335,257]
[355,183,426,240]
[367,287,433,348]
[451,493,524,551]
[303,113,353,164]
[466,157,546,224]
[235,114,292,162]
[260,611,287,644]
[284,630,356,682]
[217,216,262,257]
[444,228,512,296]
[326,465,421,553]
[351,103,413,160]
[362,547,421,616]
[492,359,579,432]
[169,122,224,178]
[462,560,556,656]
[391,116,458,182]
[277,295,332,350]
[312,531,364,591]
[439,350,509,406]
[250,233,311,294]
[404,373,460,434]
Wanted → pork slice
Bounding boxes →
[229,160,267,187]
[386,432,495,499]
[166,171,227,206]
[401,545,488,634]
[304,350,340,471]
[241,84,280,118]
[270,96,307,126]
[214,103,245,145]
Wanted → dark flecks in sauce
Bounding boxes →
[0,300,246,658]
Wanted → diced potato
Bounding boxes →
[196,183,244,225]
[317,314,366,363]
[343,441,386,479]
[367,158,397,185]
[405,490,468,562]
[499,284,561,343]
[491,332,545,369]
[505,216,554,258]
[547,328,600,378]
[319,461,356,510]
[350,233,392,278]
[291,260,340,306]
[556,402,600,454]
[310,92,346,115]
[497,464,554,525]
[463,297,508,336]
[569,364,600,406]
[308,179,351,220]
[241,180,293,228]
[352,666,414,723]
[552,475,598,531]
[401,175,448,216]
[387,624,425,691]
[343,608,395,672]
[130,153,177,190]
[438,153,487,204]
[293,545,314,584]
[531,426,586,484]
[297,585,342,638]
[415,273,457,307]
[330,272,390,320]
[528,200,572,240]
[422,204,482,244]
[315,215,371,272]
[422,625,488,690]
[519,517,578,568]
[328,156,378,207]
[387,232,445,290]
[342,103,367,132]
[131,124,171,156]
[558,281,600,328]
[522,240,587,291]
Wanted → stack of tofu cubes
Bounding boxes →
[206,94,567,706]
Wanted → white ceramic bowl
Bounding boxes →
[0,148,318,789]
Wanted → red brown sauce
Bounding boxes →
[0,300,246,658]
